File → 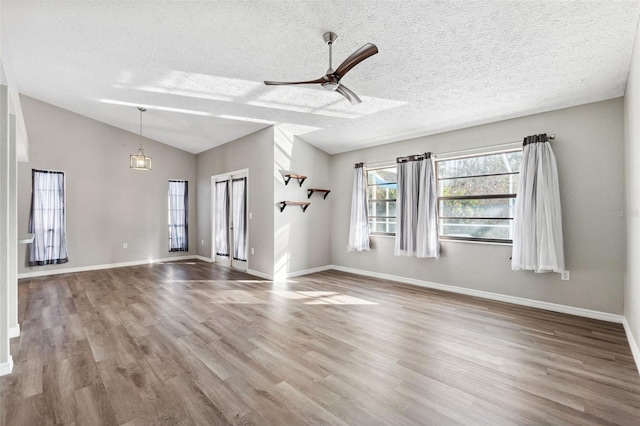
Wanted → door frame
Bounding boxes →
[211,168,249,271]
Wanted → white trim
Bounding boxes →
[623,317,640,375]
[434,143,522,161]
[285,265,333,279]
[18,255,197,279]
[365,160,396,170]
[246,269,273,280]
[9,324,20,338]
[194,255,213,263]
[0,356,13,376]
[328,265,623,324]
[211,168,250,270]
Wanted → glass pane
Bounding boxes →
[439,218,513,240]
[369,217,396,234]
[367,184,397,200]
[438,174,519,197]
[368,200,396,217]
[438,151,522,179]
[367,167,397,185]
[439,198,516,219]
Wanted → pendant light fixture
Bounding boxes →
[130,107,151,171]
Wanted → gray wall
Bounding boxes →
[17,96,197,274]
[331,98,626,315]
[196,127,274,277]
[11,95,629,317]
[625,21,640,352]
[274,127,331,277]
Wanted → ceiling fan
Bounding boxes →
[264,32,378,105]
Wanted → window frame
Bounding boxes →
[29,168,69,266]
[168,179,189,252]
[434,148,522,244]
[366,164,397,236]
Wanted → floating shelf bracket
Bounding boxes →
[284,173,307,187]
[307,188,331,199]
[279,201,310,212]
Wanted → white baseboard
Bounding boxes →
[0,356,13,376]
[9,324,20,338]
[17,255,197,279]
[194,255,213,263]
[623,317,640,375]
[255,265,334,281]
[246,269,273,280]
[285,265,333,279]
[329,265,624,324]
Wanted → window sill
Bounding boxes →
[370,234,512,246]
[441,238,512,247]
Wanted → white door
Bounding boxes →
[212,172,248,271]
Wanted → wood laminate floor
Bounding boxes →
[1,260,639,425]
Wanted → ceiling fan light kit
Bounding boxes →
[264,32,378,105]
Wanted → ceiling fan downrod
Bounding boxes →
[322,32,339,91]
[324,31,338,74]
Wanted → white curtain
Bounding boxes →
[168,180,188,252]
[347,163,370,251]
[232,177,247,261]
[29,169,68,266]
[215,180,229,257]
[395,154,440,258]
[512,134,565,273]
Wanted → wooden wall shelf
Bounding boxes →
[307,188,330,199]
[283,173,307,187]
[279,201,310,212]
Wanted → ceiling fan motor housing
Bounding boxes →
[322,74,340,91]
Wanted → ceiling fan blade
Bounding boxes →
[264,77,325,85]
[336,84,362,105]
[334,43,378,79]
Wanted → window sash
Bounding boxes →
[435,149,522,243]
[168,180,188,252]
[366,165,397,235]
[29,169,68,266]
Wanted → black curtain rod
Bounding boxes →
[523,133,555,146]
[397,152,432,163]
[357,133,556,167]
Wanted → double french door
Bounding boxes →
[213,172,248,271]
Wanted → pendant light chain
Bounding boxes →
[130,106,151,171]
[138,107,146,150]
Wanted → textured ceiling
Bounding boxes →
[2,1,639,155]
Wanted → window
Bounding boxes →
[436,149,522,243]
[367,166,397,235]
[168,180,188,252]
[29,169,68,266]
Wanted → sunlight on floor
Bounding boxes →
[270,290,377,305]
[162,283,377,305]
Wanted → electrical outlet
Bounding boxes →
[561,270,570,281]
[249,212,253,220]
[123,243,127,249]
[251,248,255,255]
[201,239,204,246]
